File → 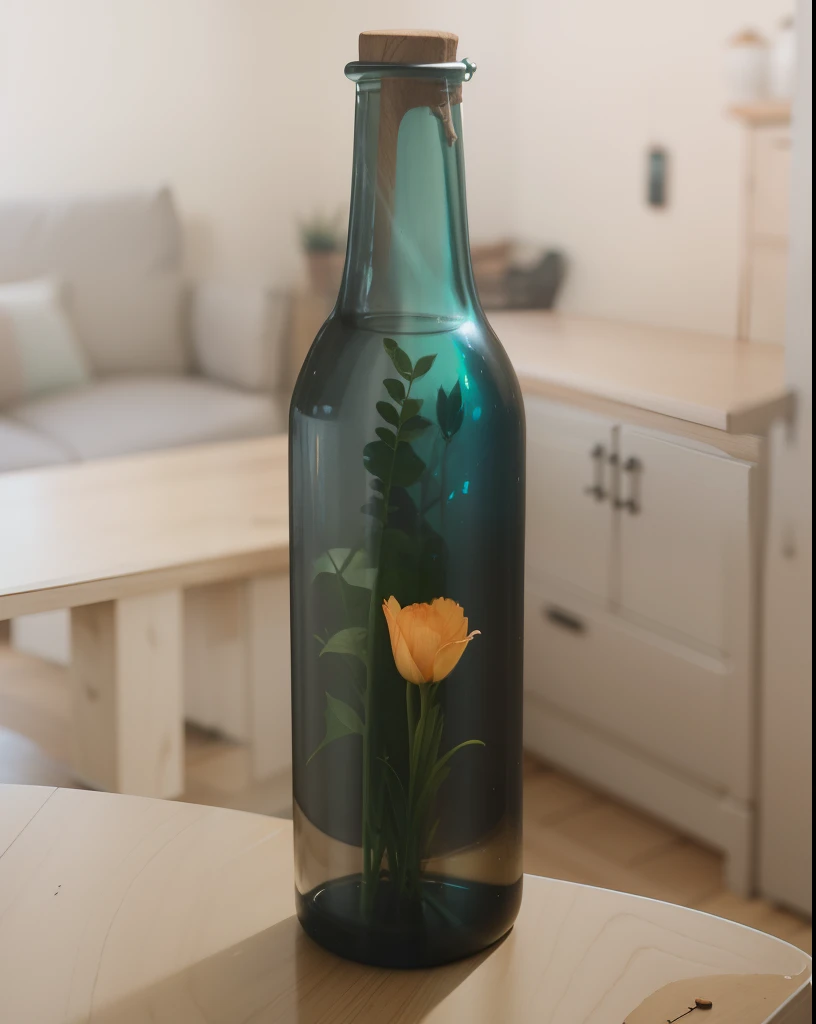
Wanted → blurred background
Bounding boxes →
[0,0,811,954]
[0,0,798,333]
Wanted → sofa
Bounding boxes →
[0,187,288,474]
[1,187,290,691]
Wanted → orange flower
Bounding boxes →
[382,596,480,684]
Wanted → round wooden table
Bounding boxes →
[0,786,810,1023]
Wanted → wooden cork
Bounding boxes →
[358,30,461,142]
[358,29,458,64]
[358,31,461,287]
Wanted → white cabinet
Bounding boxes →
[617,427,753,653]
[526,400,614,601]
[524,397,757,891]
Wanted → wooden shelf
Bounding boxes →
[729,100,792,126]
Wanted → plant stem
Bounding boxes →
[360,593,379,908]
[360,374,416,913]
[406,683,416,769]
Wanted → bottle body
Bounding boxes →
[289,57,525,968]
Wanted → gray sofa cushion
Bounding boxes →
[0,416,72,472]
[10,376,285,461]
[0,188,180,281]
[0,188,186,376]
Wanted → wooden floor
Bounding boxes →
[0,640,810,956]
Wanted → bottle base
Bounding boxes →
[296,872,522,968]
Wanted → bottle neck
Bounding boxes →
[338,79,479,330]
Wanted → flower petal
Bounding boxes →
[393,630,427,684]
[432,630,480,682]
[382,596,402,649]
[397,610,441,682]
[429,597,469,643]
[382,597,426,684]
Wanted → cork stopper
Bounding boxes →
[359,30,458,64]
[357,28,462,147]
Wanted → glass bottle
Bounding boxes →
[289,31,525,968]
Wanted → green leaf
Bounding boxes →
[376,401,400,427]
[383,337,413,378]
[363,440,393,479]
[378,757,407,820]
[307,692,365,764]
[375,427,397,449]
[437,737,484,767]
[361,497,386,520]
[401,398,423,421]
[312,547,352,581]
[426,740,484,795]
[364,438,425,487]
[393,348,414,380]
[320,626,368,664]
[384,378,406,403]
[425,817,441,856]
[412,354,437,379]
[311,547,376,590]
[436,386,449,435]
[400,415,431,441]
[437,380,464,439]
[447,379,464,437]
[392,442,426,487]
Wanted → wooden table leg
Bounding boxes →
[183,574,291,782]
[246,573,291,781]
[71,590,184,798]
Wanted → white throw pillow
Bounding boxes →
[0,278,90,406]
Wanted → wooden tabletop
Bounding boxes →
[0,785,809,1024]
[489,311,790,435]
[0,436,289,619]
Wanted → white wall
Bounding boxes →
[0,0,793,336]
[760,0,811,916]
[0,0,517,286]
[513,0,791,335]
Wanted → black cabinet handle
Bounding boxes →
[614,456,642,514]
[544,606,586,634]
[584,443,608,501]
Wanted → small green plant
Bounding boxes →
[309,337,476,914]
[300,210,344,253]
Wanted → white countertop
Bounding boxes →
[489,310,790,435]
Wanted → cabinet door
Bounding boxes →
[525,398,614,601]
[617,428,754,653]
[524,580,735,789]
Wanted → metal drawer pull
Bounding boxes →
[584,443,608,501]
[544,606,586,634]
[614,456,642,514]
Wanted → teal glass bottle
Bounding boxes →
[289,32,525,968]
